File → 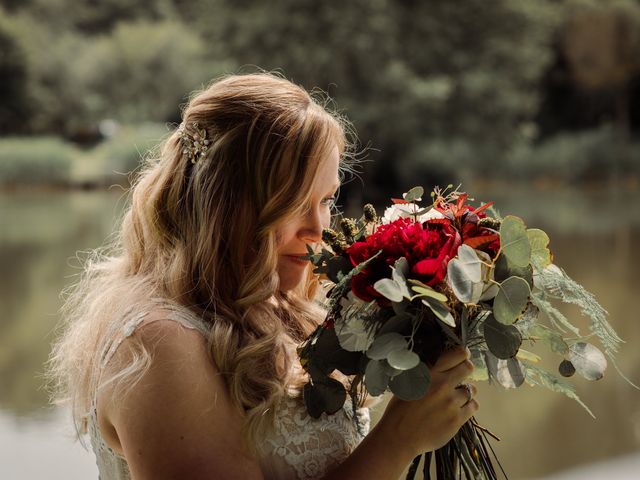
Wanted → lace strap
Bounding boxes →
[98,302,210,372]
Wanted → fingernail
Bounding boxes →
[465,347,471,358]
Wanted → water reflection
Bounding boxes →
[0,185,638,479]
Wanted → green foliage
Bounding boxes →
[94,122,169,177]
[0,10,30,134]
[0,137,73,185]
[521,360,595,418]
[508,125,640,181]
[84,20,215,123]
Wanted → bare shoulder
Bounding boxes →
[97,311,263,479]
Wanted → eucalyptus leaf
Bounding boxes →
[569,342,607,381]
[411,285,448,303]
[391,258,412,299]
[527,228,552,271]
[336,315,375,352]
[389,362,431,400]
[373,278,404,303]
[377,313,413,336]
[403,186,424,203]
[312,327,364,376]
[303,378,347,418]
[364,359,390,396]
[500,215,531,268]
[366,332,407,360]
[485,351,525,389]
[494,254,534,288]
[422,297,456,327]
[387,348,421,370]
[483,314,522,359]
[447,245,485,304]
[494,276,531,325]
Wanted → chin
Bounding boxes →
[277,271,306,292]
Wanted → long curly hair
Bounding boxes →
[47,72,357,447]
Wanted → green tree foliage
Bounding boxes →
[182,0,560,192]
[82,20,214,123]
[0,11,30,134]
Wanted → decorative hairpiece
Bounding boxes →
[177,121,210,164]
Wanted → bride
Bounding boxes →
[47,72,478,479]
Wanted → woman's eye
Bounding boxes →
[321,196,337,208]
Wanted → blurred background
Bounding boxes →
[1,0,639,478]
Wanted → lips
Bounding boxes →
[284,254,309,265]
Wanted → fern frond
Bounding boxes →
[530,291,581,336]
[537,267,622,356]
[521,361,595,418]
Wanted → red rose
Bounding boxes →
[347,218,462,303]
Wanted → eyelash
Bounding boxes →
[321,196,337,208]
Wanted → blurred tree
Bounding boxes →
[181,0,559,200]
[82,20,214,123]
[0,11,30,134]
[20,0,177,33]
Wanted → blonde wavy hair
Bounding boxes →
[47,72,357,447]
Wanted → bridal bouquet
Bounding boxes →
[298,186,635,479]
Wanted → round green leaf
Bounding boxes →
[364,359,390,396]
[494,254,534,288]
[403,186,424,203]
[336,315,374,352]
[422,297,455,327]
[387,348,420,370]
[373,278,404,303]
[500,215,531,268]
[389,362,431,400]
[494,276,531,325]
[568,342,607,381]
[527,228,552,271]
[411,285,448,303]
[484,314,522,359]
[377,313,413,336]
[366,332,407,360]
[303,378,346,418]
[484,351,525,389]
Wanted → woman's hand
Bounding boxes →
[375,345,478,461]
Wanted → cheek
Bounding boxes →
[321,210,332,230]
[275,224,295,247]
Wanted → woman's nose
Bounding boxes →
[299,206,324,243]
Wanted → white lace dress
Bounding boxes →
[88,304,370,480]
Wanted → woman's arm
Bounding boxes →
[98,318,264,480]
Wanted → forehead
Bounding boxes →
[313,146,340,191]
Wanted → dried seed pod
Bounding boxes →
[478,217,501,230]
[322,228,339,244]
[363,204,377,223]
[340,218,357,243]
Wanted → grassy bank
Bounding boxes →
[0,123,169,188]
[1,125,640,190]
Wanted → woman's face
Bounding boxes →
[275,147,340,291]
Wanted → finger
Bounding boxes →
[461,398,480,421]
[432,346,469,373]
[454,383,477,407]
[442,359,475,385]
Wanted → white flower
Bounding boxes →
[381,203,445,224]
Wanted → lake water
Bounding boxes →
[1,185,639,479]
